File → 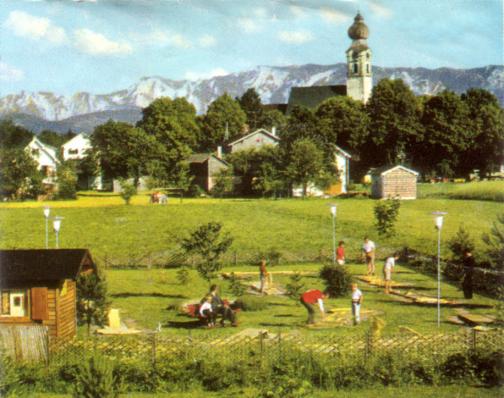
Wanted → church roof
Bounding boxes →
[286,85,347,114]
[348,12,369,40]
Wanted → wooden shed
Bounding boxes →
[371,165,419,199]
[0,249,96,343]
[188,153,230,192]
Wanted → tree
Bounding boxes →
[238,88,264,130]
[180,222,234,284]
[366,79,422,167]
[200,93,246,150]
[319,265,351,297]
[461,88,504,177]
[448,225,475,263]
[261,109,287,136]
[138,97,200,185]
[118,178,137,205]
[315,96,369,152]
[482,213,504,270]
[56,162,78,199]
[418,91,471,177]
[285,272,305,300]
[91,120,160,186]
[284,138,324,198]
[374,197,401,236]
[38,130,75,149]
[0,120,33,149]
[0,148,42,199]
[211,166,235,198]
[282,106,319,151]
[77,271,109,334]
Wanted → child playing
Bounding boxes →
[351,283,363,325]
[337,241,345,265]
[383,253,399,294]
[199,296,214,328]
[259,258,269,294]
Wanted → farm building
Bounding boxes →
[227,128,280,153]
[371,165,419,199]
[0,249,96,343]
[188,153,230,192]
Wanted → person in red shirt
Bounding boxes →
[300,289,326,325]
[337,241,345,265]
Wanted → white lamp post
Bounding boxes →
[433,211,447,328]
[330,204,337,265]
[53,216,63,249]
[43,207,51,249]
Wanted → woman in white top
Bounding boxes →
[383,253,399,294]
[199,296,214,327]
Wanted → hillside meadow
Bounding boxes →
[0,194,501,265]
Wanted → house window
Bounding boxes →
[68,149,79,155]
[353,63,358,74]
[0,290,27,317]
[31,148,39,156]
[366,64,370,73]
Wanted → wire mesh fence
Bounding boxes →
[48,328,504,368]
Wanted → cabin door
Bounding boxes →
[10,291,26,317]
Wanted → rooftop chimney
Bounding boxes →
[217,146,222,159]
[271,126,277,136]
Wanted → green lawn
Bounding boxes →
[102,262,498,337]
[0,196,500,265]
[32,386,504,398]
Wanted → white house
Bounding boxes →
[61,133,103,190]
[25,137,59,183]
[61,133,91,161]
[227,128,280,153]
[292,145,352,197]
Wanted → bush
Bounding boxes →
[319,265,351,297]
[73,356,121,398]
[374,197,401,236]
[228,272,245,297]
[57,163,78,200]
[255,247,283,266]
[285,272,304,300]
[448,225,475,263]
[176,266,191,286]
[235,295,268,311]
[118,179,137,205]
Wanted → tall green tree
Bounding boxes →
[38,130,75,149]
[366,78,422,166]
[0,148,42,199]
[461,88,504,177]
[261,109,288,136]
[77,271,110,334]
[200,93,246,150]
[91,120,160,185]
[282,106,319,150]
[285,138,324,198]
[0,120,33,149]
[238,88,264,130]
[419,91,472,177]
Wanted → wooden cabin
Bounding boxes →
[0,249,96,342]
[371,165,419,199]
[188,153,230,192]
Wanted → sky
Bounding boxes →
[0,0,502,96]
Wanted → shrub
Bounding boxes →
[77,271,110,334]
[228,272,245,297]
[448,225,475,263]
[285,272,304,300]
[176,266,191,285]
[255,247,283,266]
[319,265,351,297]
[235,295,268,311]
[118,179,137,205]
[374,197,401,236]
[211,167,235,198]
[73,356,121,398]
[56,162,78,200]
[482,213,504,270]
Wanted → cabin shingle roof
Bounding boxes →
[0,249,95,282]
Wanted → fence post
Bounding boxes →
[45,327,50,366]
[471,328,477,351]
[151,333,157,369]
[365,330,372,360]
[233,251,237,266]
[277,331,282,361]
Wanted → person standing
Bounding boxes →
[300,289,326,325]
[383,253,399,294]
[337,241,346,265]
[362,237,376,276]
[259,258,269,294]
[351,283,363,325]
[462,250,476,299]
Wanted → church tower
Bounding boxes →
[346,13,372,103]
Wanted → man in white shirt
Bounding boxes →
[351,283,363,325]
[383,253,399,294]
[362,237,376,276]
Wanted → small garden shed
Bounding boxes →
[371,165,419,199]
[0,249,96,342]
[188,153,230,192]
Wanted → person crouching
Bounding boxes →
[300,289,326,325]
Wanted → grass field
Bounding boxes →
[101,262,499,337]
[32,386,504,398]
[0,196,501,264]
[418,181,504,202]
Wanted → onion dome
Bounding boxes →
[348,13,369,40]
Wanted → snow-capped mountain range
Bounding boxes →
[1,63,503,133]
